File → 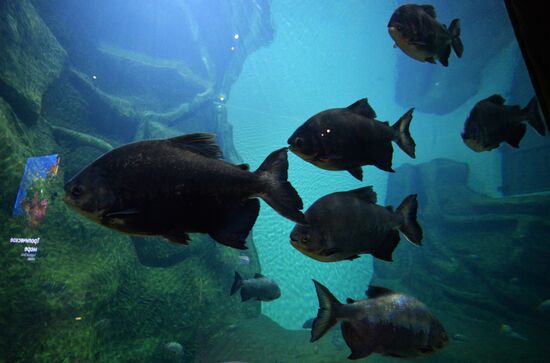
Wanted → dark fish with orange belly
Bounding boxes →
[63,133,305,249]
[462,95,546,152]
[290,186,422,262]
[310,281,448,360]
[388,4,463,67]
[287,99,416,180]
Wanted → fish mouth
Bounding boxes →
[288,146,316,161]
[462,137,486,152]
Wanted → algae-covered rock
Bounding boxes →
[1,1,273,361]
[0,0,66,124]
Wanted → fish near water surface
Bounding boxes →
[288,98,416,180]
[388,4,463,66]
[63,133,305,249]
[311,280,448,360]
[462,95,546,152]
[290,186,422,262]
[230,272,281,302]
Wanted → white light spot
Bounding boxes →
[92,75,97,80]
[326,129,331,133]
[219,96,225,102]
[230,46,235,51]
[233,33,240,40]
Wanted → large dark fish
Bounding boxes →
[287,99,416,180]
[461,95,546,152]
[290,186,422,262]
[63,133,305,249]
[388,4,463,66]
[230,272,281,302]
[311,280,448,360]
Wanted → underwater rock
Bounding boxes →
[0,0,66,124]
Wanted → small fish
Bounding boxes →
[63,133,305,250]
[500,324,528,341]
[290,186,422,262]
[310,280,448,360]
[230,272,281,302]
[288,98,416,180]
[238,254,250,265]
[388,4,463,66]
[462,95,546,152]
[302,317,315,329]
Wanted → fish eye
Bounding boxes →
[71,185,85,197]
[301,235,310,243]
[294,137,304,148]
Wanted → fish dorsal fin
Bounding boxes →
[254,273,265,279]
[168,133,223,159]
[348,186,377,204]
[485,94,506,105]
[346,298,356,304]
[346,98,377,119]
[421,5,437,18]
[366,285,395,299]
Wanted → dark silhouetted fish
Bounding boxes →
[290,186,422,262]
[63,133,305,249]
[288,99,416,180]
[311,280,448,360]
[230,272,281,302]
[462,95,546,152]
[388,4,463,66]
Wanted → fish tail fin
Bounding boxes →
[396,194,423,245]
[449,19,464,57]
[392,108,416,158]
[230,271,243,296]
[256,147,306,224]
[311,280,341,342]
[523,97,546,135]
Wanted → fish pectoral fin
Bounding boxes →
[345,255,360,261]
[162,232,191,245]
[254,273,266,279]
[321,248,343,256]
[347,166,363,181]
[341,322,374,360]
[505,124,526,148]
[425,57,436,64]
[209,199,260,250]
